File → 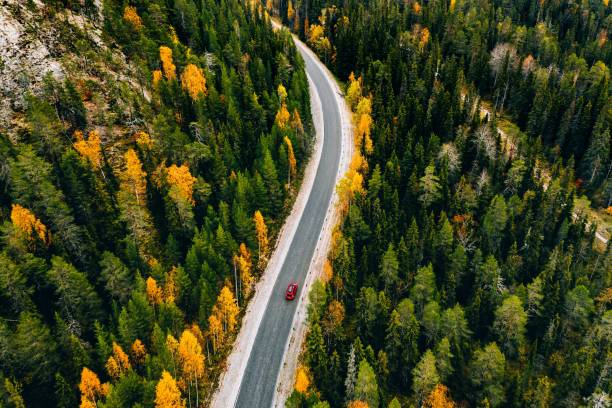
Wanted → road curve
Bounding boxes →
[233,31,345,408]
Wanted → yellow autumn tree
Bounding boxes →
[322,259,333,282]
[121,149,147,205]
[284,136,297,185]
[123,6,143,30]
[106,342,131,379]
[74,130,102,170]
[178,329,205,407]
[424,384,456,408]
[135,131,153,149]
[295,366,310,394]
[275,104,291,130]
[207,314,224,353]
[155,371,185,408]
[181,64,207,100]
[354,96,373,154]
[347,401,369,408]
[449,0,456,12]
[164,266,179,303]
[253,210,269,261]
[346,72,362,110]
[131,339,147,364]
[79,368,106,407]
[153,70,163,88]
[118,149,155,258]
[146,276,164,304]
[234,243,254,299]
[287,0,295,21]
[212,286,240,333]
[413,2,422,14]
[159,46,176,81]
[290,109,304,135]
[10,204,49,244]
[337,153,367,213]
[419,27,430,50]
[166,164,197,205]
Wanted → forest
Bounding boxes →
[277,0,612,407]
[0,0,312,406]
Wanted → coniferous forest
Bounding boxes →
[0,1,311,406]
[0,0,610,408]
[279,0,611,407]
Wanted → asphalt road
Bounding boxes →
[234,41,343,407]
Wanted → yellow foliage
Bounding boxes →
[235,243,254,299]
[105,356,120,379]
[121,149,147,204]
[166,164,197,205]
[212,286,240,333]
[79,368,104,405]
[277,84,288,103]
[180,64,207,100]
[159,46,176,81]
[294,366,310,393]
[74,130,102,170]
[290,109,304,134]
[107,342,131,378]
[254,210,269,259]
[164,266,179,303]
[419,27,430,50]
[348,401,369,408]
[353,96,373,154]
[123,6,143,31]
[207,314,224,352]
[346,73,362,110]
[424,384,456,408]
[155,371,185,408]
[153,70,163,88]
[284,136,297,182]
[135,131,154,148]
[275,103,291,129]
[322,259,333,282]
[178,330,205,379]
[449,0,456,12]
[166,334,179,355]
[146,276,164,304]
[10,204,48,244]
[308,24,325,44]
[131,339,147,364]
[413,2,422,14]
[604,0,609,7]
[287,0,295,20]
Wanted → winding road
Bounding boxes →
[212,24,349,408]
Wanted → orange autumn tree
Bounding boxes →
[181,64,207,100]
[253,210,269,262]
[10,204,49,245]
[347,401,369,408]
[79,367,107,407]
[123,6,143,30]
[74,130,102,171]
[106,342,131,379]
[424,384,456,408]
[146,276,164,305]
[295,366,310,394]
[284,136,297,185]
[131,339,147,365]
[211,286,240,334]
[234,243,254,299]
[290,109,304,135]
[155,371,184,408]
[178,329,205,407]
[153,70,163,88]
[159,46,176,81]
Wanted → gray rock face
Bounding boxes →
[0,0,65,132]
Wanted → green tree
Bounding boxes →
[412,350,440,403]
[493,295,527,356]
[354,360,379,408]
[469,342,506,407]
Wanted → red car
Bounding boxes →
[285,282,298,300]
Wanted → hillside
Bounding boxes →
[278,0,612,407]
[0,0,312,406]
